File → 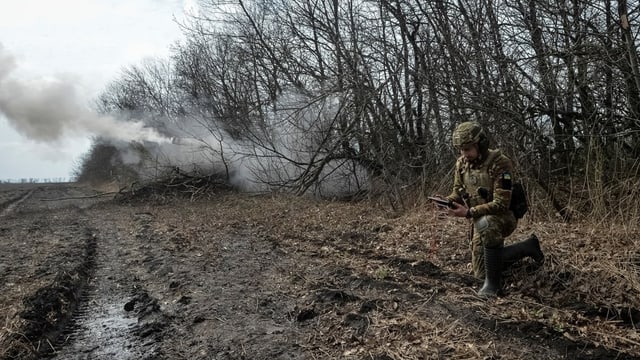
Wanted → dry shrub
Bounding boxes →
[610,177,640,223]
[73,141,139,185]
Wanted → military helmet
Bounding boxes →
[452,121,487,149]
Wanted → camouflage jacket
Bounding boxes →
[447,149,514,218]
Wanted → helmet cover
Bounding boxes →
[452,121,484,148]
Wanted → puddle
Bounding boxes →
[52,300,138,359]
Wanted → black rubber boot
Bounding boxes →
[478,247,502,298]
[502,233,544,270]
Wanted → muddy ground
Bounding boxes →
[1,182,639,359]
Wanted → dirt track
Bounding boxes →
[1,183,639,359]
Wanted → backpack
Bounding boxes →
[509,182,528,219]
[488,151,529,219]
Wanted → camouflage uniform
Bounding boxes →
[448,148,517,278]
[444,122,544,297]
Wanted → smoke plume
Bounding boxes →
[0,43,168,144]
[0,43,367,196]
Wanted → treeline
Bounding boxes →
[0,178,70,184]
[89,0,640,221]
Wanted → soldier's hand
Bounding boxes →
[448,202,469,218]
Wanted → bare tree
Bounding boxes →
[87,0,640,219]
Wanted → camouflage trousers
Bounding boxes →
[470,212,517,278]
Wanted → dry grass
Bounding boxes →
[0,282,47,359]
[160,191,640,357]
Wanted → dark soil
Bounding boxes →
[1,183,639,359]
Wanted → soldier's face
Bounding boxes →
[459,144,478,162]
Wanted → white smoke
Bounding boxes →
[119,118,249,191]
[0,43,169,145]
[128,91,369,196]
[0,42,367,196]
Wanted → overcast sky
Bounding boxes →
[0,0,196,181]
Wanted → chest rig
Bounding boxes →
[459,149,501,207]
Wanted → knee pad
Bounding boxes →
[476,216,489,232]
[475,215,503,248]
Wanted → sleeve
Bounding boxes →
[446,157,464,204]
[471,154,513,217]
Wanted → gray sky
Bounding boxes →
[0,0,196,181]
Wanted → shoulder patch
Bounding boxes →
[501,172,512,190]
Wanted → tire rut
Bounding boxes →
[50,232,137,359]
[14,222,97,358]
[0,188,35,216]
[50,211,166,359]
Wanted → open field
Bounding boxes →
[1,182,639,359]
